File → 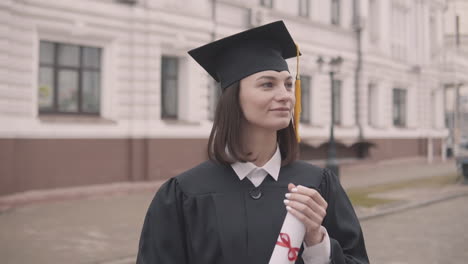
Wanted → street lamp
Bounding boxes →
[317,56,343,178]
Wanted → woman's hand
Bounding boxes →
[284,183,328,246]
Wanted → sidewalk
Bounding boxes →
[339,157,468,220]
[1,158,467,264]
[340,157,459,189]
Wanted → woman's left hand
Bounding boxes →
[284,183,328,246]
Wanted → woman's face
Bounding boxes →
[239,70,295,131]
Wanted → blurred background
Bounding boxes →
[1,0,468,263]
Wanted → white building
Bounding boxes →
[1,0,466,195]
[443,0,468,155]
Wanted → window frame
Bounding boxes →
[392,88,407,127]
[300,75,312,123]
[390,3,408,61]
[367,82,377,126]
[38,41,102,115]
[429,13,437,57]
[161,56,180,120]
[260,0,274,8]
[298,0,310,18]
[331,0,341,26]
[368,0,379,44]
[444,87,454,129]
[208,80,221,121]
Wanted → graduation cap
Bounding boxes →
[188,20,302,142]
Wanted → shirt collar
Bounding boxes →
[231,146,281,181]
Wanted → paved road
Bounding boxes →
[0,159,462,264]
[0,192,154,264]
[361,195,468,264]
[3,191,467,264]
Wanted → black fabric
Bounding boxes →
[188,20,298,89]
[319,168,369,264]
[136,161,369,264]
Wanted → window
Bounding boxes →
[390,3,407,60]
[444,88,455,129]
[161,56,179,119]
[331,0,340,26]
[298,0,310,18]
[332,79,342,125]
[429,13,437,57]
[368,83,378,126]
[260,0,273,8]
[38,41,101,114]
[393,88,407,127]
[300,75,311,123]
[445,112,453,129]
[430,92,436,128]
[368,0,379,43]
[208,81,221,121]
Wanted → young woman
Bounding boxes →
[137,21,369,264]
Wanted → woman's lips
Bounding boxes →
[270,107,290,111]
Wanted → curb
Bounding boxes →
[0,181,164,212]
[308,157,453,171]
[96,256,136,264]
[358,188,468,221]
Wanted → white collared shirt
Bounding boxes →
[230,146,331,264]
[231,146,282,187]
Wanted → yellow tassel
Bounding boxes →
[294,43,301,142]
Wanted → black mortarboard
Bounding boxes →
[188,20,298,90]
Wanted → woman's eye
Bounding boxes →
[261,82,274,88]
[285,82,293,89]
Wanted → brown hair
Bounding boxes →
[207,81,299,166]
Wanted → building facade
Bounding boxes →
[1,0,465,195]
[443,0,468,155]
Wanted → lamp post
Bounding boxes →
[317,56,343,178]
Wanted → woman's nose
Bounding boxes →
[275,85,293,101]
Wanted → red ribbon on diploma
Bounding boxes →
[276,233,300,261]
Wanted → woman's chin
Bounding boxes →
[264,120,291,131]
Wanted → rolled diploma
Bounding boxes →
[268,211,305,264]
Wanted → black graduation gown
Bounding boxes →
[137,160,369,264]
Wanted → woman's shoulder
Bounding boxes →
[278,160,327,188]
[169,160,234,195]
[175,160,228,180]
[288,160,323,173]
[283,160,324,178]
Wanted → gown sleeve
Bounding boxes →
[136,178,189,264]
[320,168,369,264]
